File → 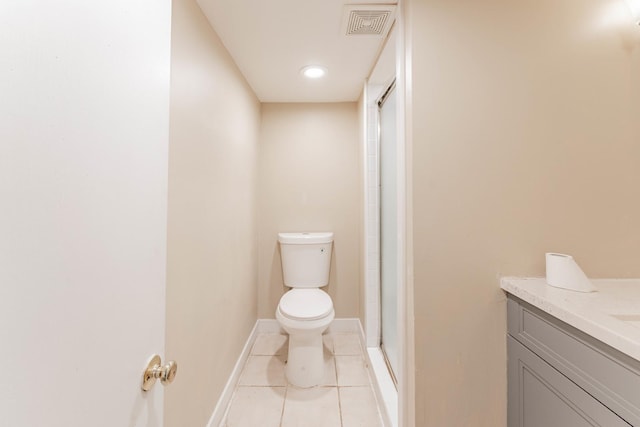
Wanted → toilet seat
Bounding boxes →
[278,289,333,321]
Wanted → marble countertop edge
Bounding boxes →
[501,277,640,362]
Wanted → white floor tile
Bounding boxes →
[322,333,334,354]
[281,387,341,427]
[223,333,385,427]
[335,355,370,386]
[238,355,287,386]
[225,386,285,427]
[320,353,337,386]
[251,333,288,356]
[332,333,363,355]
[339,386,384,427]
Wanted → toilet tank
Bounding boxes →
[278,232,333,288]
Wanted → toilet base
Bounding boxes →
[286,332,324,388]
[276,304,334,388]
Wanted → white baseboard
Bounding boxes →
[206,322,259,427]
[255,318,283,334]
[253,317,361,334]
[328,317,361,333]
[206,317,394,427]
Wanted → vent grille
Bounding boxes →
[345,9,392,35]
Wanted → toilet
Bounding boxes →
[276,232,335,388]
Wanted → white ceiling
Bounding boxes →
[196,0,397,103]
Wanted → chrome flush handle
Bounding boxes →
[141,355,178,391]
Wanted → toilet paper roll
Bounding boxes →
[545,253,597,293]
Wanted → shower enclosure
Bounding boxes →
[362,20,406,427]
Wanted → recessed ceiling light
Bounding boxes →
[301,65,327,79]
[625,0,640,24]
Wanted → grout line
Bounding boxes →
[337,383,344,427]
[334,352,341,388]
[279,383,289,427]
[336,344,344,426]
[236,385,286,388]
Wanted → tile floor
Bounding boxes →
[221,332,385,427]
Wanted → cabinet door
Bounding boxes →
[508,336,630,427]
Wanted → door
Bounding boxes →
[0,1,171,426]
[379,82,399,382]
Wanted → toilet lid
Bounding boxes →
[279,289,333,321]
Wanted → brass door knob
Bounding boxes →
[142,355,178,391]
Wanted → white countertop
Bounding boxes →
[501,277,640,362]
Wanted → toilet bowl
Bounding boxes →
[276,289,334,387]
[276,232,334,388]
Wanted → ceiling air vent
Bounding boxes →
[342,5,396,37]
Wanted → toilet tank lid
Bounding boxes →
[278,232,333,244]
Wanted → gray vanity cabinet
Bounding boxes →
[507,296,640,427]
[508,336,628,426]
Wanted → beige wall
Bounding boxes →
[165,0,260,425]
[406,0,640,425]
[258,103,361,319]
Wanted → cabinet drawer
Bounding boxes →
[508,336,629,427]
[508,296,640,426]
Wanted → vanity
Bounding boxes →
[502,278,640,427]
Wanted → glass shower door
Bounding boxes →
[379,82,398,383]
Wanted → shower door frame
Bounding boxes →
[362,4,411,425]
[362,70,409,427]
